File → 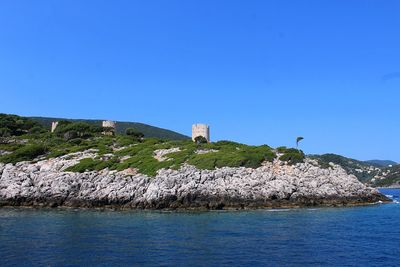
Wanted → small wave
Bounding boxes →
[385,195,394,199]
[266,209,292,212]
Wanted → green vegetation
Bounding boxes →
[310,153,380,182]
[309,153,400,186]
[54,121,104,140]
[65,157,120,173]
[28,116,190,140]
[0,144,48,164]
[125,128,144,138]
[277,147,305,165]
[62,139,281,176]
[0,113,306,176]
[364,160,398,167]
[373,165,400,187]
[0,113,45,136]
[194,136,208,144]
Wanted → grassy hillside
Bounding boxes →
[3,114,398,185]
[29,116,190,140]
[0,114,305,176]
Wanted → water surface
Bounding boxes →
[0,189,399,266]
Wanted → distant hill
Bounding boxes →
[373,164,400,187]
[28,116,190,140]
[310,154,400,187]
[364,160,398,167]
[309,154,379,182]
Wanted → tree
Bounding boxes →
[0,127,11,137]
[125,128,144,138]
[194,136,208,144]
[0,114,45,136]
[54,121,103,140]
[29,126,46,134]
[296,137,304,148]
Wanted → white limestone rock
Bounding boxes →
[0,157,388,209]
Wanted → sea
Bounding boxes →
[0,189,399,266]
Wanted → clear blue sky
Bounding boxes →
[0,0,399,161]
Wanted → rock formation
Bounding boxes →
[0,151,389,210]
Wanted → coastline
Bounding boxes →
[0,155,391,210]
[0,195,393,212]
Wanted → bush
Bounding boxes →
[0,128,11,137]
[54,121,103,140]
[279,148,305,165]
[65,157,120,173]
[276,146,287,153]
[0,114,45,136]
[194,136,208,144]
[68,138,83,145]
[0,144,48,164]
[125,128,144,138]
[29,126,46,134]
[187,144,276,170]
[65,158,102,173]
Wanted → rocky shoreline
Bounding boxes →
[0,152,390,210]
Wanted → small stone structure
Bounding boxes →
[192,124,210,142]
[51,121,59,133]
[102,120,116,136]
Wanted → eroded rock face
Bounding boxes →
[0,156,390,210]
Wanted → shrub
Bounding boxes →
[65,157,120,173]
[0,144,48,164]
[187,144,276,170]
[63,131,78,141]
[125,128,144,138]
[54,121,103,140]
[0,128,11,137]
[0,114,45,136]
[65,158,102,173]
[68,138,83,145]
[279,149,305,165]
[276,146,287,153]
[194,136,208,144]
[29,126,46,134]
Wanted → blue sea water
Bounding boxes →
[0,189,399,267]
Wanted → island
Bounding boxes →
[0,114,390,209]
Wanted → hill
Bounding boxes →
[2,113,398,187]
[370,165,400,187]
[364,160,398,167]
[0,116,305,176]
[28,116,190,140]
[310,154,400,187]
[309,154,380,182]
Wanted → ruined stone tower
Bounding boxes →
[192,124,210,142]
[51,121,59,133]
[102,120,116,135]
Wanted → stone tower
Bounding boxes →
[192,124,210,142]
[102,120,116,135]
[51,121,59,133]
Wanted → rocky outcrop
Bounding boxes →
[0,153,390,210]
